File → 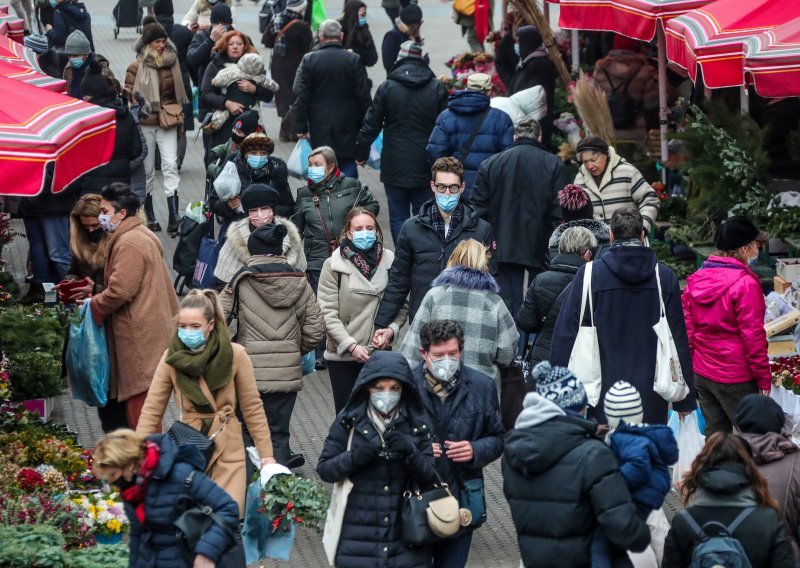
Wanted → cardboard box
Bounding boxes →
[765,308,800,337]
[777,258,800,282]
[769,335,796,357]
[775,275,792,294]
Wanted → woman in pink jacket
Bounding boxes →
[682,216,770,436]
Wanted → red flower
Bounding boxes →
[286,501,294,512]
[294,517,302,523]
[16,468,44,492]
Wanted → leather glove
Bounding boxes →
[384,431,416,457]
[351,442,379,467]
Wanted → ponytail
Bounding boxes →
[180,289,229,333]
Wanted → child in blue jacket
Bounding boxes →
[592,381,679,567]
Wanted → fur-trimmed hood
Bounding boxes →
[548,218,611,249]
[431,265,500,294]
[225,216,306,272]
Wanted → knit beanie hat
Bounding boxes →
[517,25,543,60]
[248,223,287,256]
[399,4,422,25]
[232,110,263,137]
[576,136,610,157]
[81,63,116,101]
[24,34,49,54]
[735,394,785,435]
[603,381,643,428]
[287,0,307,13]
[714,216,769,251]
[532,361,588,412]
[153,0,173,16]
[65,30,91,55]
[140,21,169,46]
[241,183,279,212]
[559,184,595,222]
[210,3,233,24]
[239,132,274,157]
[396,40,423,63]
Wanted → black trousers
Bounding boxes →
[260,391,298,465]
[327,360,364,415]
[97,398,130,433]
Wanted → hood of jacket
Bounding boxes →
[697,462,754,496]
[148,433,207,479]
[225,216,304,269]
[548,219,611,249]
[686,255,758,305]
[739,432,799,466]
[342,351,426,420]
[614,422,679,465]
[388,58,436,88]
[431,265,500,294]
[234,256,307,308]
[506,411,599,474]
[447,89,491,115]
[600,244,657,285]
[514,392,565,429]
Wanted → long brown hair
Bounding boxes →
[213,30,257,56]
[338,207,383,243]
[69,194,108,272]
[680,432,778,509]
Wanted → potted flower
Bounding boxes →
[72,491,130,545]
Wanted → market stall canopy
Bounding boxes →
[744,19,800,97]
[0,76,116,197]
[0,5,24,43]
[0,60,66,93]
[0,33,43,69]
[558,0,713,41]
[665,0,799,89]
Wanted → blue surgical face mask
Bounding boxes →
[358,16,367,27]
[247,155,268,170]
[307,166,327,184]
[513,43,520,57]
[435,192,460,213]
[49,0,57,7]
[98,213,120,232]
[370,390,400,415]
[178,328,207,350]
[69,57,85,69]
[352,229,376,251]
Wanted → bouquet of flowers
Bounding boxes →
[771,355,800,394]
[441,51,506,96]
[72,491,129,538]
[261,473,329,533]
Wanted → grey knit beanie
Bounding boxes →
[65,30,91,55]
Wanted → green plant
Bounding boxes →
[652,242,695,279]
[766,205,800,237]
[261,474,330,533]
[0,305,66,357]
[0,525,68,568]
[666,221,716,247]
[66,544,129,568]
[7,352,64,401]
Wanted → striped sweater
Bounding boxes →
[574,147,660,231]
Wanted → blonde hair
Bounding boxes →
[180,289,229,332]
[447,239,489,272]
[93,428,146,480]
[69,194,108,272]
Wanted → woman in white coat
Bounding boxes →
[316,207,408,414]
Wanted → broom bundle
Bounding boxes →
[507,0,571,87]
[571,70,615,146]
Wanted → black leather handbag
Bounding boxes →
[168,421,216,468]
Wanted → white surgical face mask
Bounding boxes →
[370,390,401,415]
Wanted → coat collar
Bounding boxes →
[329,246,393,294]
[580,147,623,194]
[432,265,500,293]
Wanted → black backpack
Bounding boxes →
[259,0,287,33]
[604,69,637,130]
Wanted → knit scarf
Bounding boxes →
[430,202,464,241]
[165,328,233,433]
[132,45,188,113]
[120,441,160,524]
[425,366,460,399]
[340,238,382,280]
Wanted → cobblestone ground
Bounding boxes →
[3,0,683,564]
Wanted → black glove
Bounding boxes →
[384,431,416,457]
[351,442,379,467]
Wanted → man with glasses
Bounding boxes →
[372,157,496,349]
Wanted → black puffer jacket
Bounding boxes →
[317,351,436,568]
[355,58,448,188]
[664,463,795,568]
[414,362,504,503]
[292,42,372,160]
[503,394,650,567]
[517,253,584,366]
[375,199,496,327]
[472,139,568,272]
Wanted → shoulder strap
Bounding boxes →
[578,261,594,327]
[181,468,238,537]
[726,507,756,535]
[654,264,666,318]
[312,192,335,243]
[677,510,706,541]
[604,69,631,93]
[275,16,300,44]
[456,108,491,162]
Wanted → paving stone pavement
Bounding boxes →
[3,1,683,564]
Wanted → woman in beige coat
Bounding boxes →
[137,289,275,517]
[317,207,408,414]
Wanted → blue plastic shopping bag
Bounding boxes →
[192,236,220,289]
[366,131,383,170]
[243,479,297,563]
[287,139,312,179]
[301,351,316,375]
[65,300,109,407]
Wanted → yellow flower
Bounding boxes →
[107,519,121,533]
[106,499,115,506]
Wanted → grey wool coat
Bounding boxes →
[400,265,518,379]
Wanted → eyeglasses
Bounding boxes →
[432,184,463,194]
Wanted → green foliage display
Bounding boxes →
[66,544,129,568]
[0,305,65,356]
[7,352,65,401]
[0,525,128,568]
[261,473,330,533]
[766,205,800,238]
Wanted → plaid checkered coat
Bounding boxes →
[400,265,518,379]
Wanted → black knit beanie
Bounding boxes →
[248,224,288,256]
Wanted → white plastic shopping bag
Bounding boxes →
[287,138,312,179]
[213,160,241,202]
[322,428,354,566]
[668,411,705,487]
[652,266,689,402]
[568,262,602,407]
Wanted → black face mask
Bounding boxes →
[115,477,135,492]
[231,132,245,144]
[86,229,104,243]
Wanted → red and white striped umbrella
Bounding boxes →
[0,59,66,93]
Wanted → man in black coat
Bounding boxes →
[550,208,697,424]
[508,25,556,145]
[45,0,93,52]
[373,157,496,346]
[472,117,568,317]
[412,320,504,566]
[355,41,448,243]
[503,361,651,567]
[293,19,371,179]
[186,3,233,88]
[381,4,424,74]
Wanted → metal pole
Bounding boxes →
[740,85,750,115]
[657,24,669,168]
[571,29,579,72]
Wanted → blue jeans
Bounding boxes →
[384,184,431,244]
[432,530,473,567]
[23,215,71,283]
[338,159,358,179]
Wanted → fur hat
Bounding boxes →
[559,184,594,222]
[210,3,233,24]
[65,30,91,55]
[241,183,279,212]
[532,361,588,412]
[248,223,288,256]
[239,132,274,157]
[603,381,643,428]
[140,21,168,46]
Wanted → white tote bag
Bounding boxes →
[568,261,603,407]
[322,428,355,566]
[652,266,689,402]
